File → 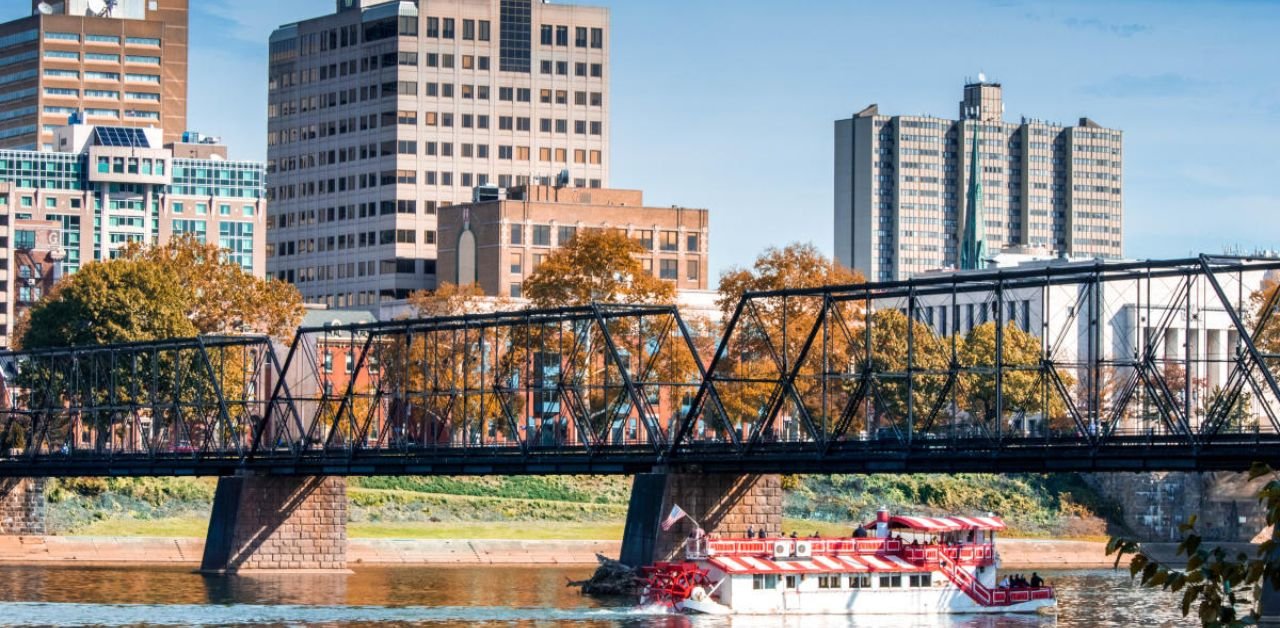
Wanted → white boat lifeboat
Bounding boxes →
[638,509,1055,616]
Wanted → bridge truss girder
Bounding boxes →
[1,256,1279,477]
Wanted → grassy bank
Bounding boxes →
[44,473,1115,540]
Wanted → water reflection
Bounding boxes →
[0,565,1195,627]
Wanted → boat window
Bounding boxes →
[849,573,871,588]
[817,575,841,589]
[753,574,779,590]
[785,575,801,589]
[878,574,903,588]
[909,573,933,587]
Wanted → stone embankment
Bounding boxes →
[0,536,1115,568]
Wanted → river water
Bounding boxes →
[0,565,1194,627]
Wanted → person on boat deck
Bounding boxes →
[1000,575,1010,588]
[852,526,867,538]
[789,531,798,539]
[746,525,754,538]
[811,531,820,538]
[1030,573,1044,588]
[911,538,920,546]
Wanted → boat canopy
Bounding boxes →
[872,515,1006,532]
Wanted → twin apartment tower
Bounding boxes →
[0,0,1123,318]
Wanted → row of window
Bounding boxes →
[273,44,604,93]
[538,25,604,49]
[751,573,933,591]
[275,258,436,285]
[41,68,160,83]
[42,50,160,64]
[43,33,160,46]
[269,170,604,203]
[273,228,438,259]
[271,80,605,121]
[44,87,160,102]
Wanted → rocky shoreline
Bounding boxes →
[0,536,1119,569]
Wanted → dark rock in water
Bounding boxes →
[569,553,638,597]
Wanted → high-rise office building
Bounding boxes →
[0,0,189,151]
[0,123,266,348]
[266,0,610,307]
[834,79,1123,282]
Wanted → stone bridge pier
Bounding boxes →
[0,479,45,535]
[200,475,348,574]
[619,472,782,566]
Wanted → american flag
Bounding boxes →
[660,504,687,531]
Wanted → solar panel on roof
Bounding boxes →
[92,127,150,149]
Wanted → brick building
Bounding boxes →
[437,185,709,298]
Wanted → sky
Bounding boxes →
[182,0,1280,282]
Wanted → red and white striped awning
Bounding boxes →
[709,554,919,575]
[869,515,1006,532]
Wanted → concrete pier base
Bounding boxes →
[0,478,45,535]
[619,472,782,565]
[200,475,347,574]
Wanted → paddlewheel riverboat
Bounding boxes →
[638,509,1055,615]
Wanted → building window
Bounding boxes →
[510,283,522,298]
[510,253,523,274]
[557,225,576,245]
[532,225,551,246]
[686,259,700,282]
[590,27,603,49]
[632,230,653,250]
[660,231,678,252]
[510,224,523,245]
[555,25,568,46]
[659,259,678,280]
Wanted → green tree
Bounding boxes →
[524,230,675,308]
[18,236,303,349]
[17,255,197,349]
[957,322,1072,432]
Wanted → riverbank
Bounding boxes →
[0,536,1116,569]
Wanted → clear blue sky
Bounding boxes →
[183,0,1280,281]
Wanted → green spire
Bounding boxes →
[960,122,987,270]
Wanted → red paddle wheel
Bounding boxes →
[638,562,713,608]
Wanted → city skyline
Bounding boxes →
[11,0,1276,283]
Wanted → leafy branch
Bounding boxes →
[1105,462,1280,626]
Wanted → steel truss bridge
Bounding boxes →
[2,255,1279,477]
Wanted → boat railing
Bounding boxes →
[902,543,995,564]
